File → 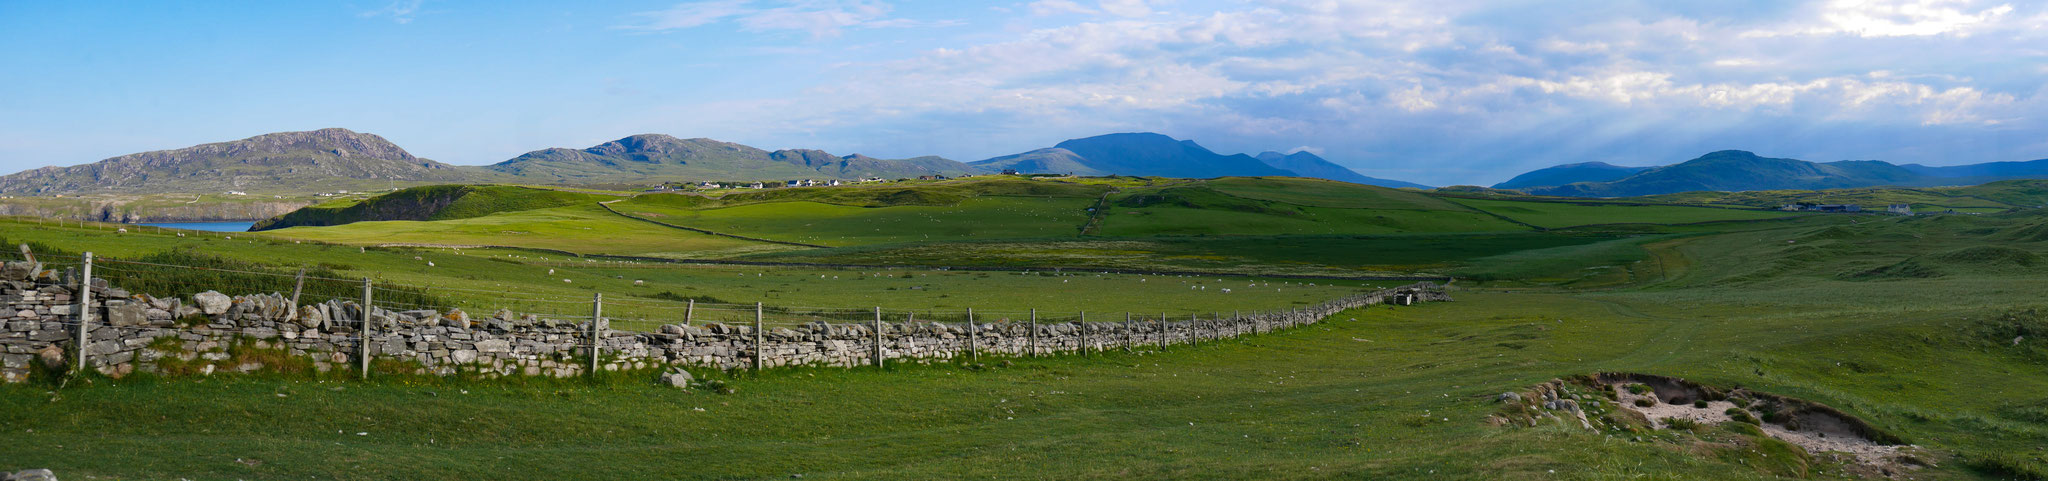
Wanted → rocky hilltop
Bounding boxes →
[486,134,981,181]
[0,128,487,195]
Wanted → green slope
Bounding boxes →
[251,185,613,230]
[1096,177,1526,236]
[1445,197,1799,229]
[266,203,792,258]
[607,177,1108,246]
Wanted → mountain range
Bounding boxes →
[484,134,981,182]
[12,128,2045,200]
[1502,150,2048,197]
[0,129,1428,195]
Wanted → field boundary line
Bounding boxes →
[594,201,828,248]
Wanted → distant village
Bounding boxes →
[1778,203,1952,215]
[639,169,1029,193]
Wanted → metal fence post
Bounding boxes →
[74,252,92,374]
[753,302,765,372]
[1028,309,1038,358]
[966,308,978,362]
[589,293,603,376]
[872,307,883,368]
[360,278,372,380]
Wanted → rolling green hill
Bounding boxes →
[250,185,614,231]
[251,176,1880,265]
[607,177,1107,246]
[1444,197,1799,229]
[1096,177,1523,236]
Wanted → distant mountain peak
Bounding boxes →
[1492,160,1656,190]
[1518,150,1931,197]
[0,128,461,195]
[1252,150,1429,188]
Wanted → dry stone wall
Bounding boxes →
[0,259,1449,382]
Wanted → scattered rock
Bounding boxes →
[659,368,694,389]
[35,345,65,371]
[191,291,232,315]
[3,468,56,481]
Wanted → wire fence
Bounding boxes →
[3,241,1363,336]
[7,243,1437,383]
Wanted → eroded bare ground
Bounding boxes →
[1490,373,1933,479]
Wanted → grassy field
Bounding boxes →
[4,267,2044,479]
[6,178,2048,479]
[0,219,1379,330]
[264,204,793,259]
[1444,197,1800,229]
[612,196,1093,246]
[1096,180,1528,236]
[750,233,1635,276]
[247,177,1867,260]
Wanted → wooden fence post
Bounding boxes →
[286,268,305,322]
[360,278,372,380]
[1078,311,1088,356]
[1156,315,1166,351]
[1233,310,1241,339]
[684,299,695,325]
[74,252,92,374]
[753,302,764,372]
[872,307,884,368]
[1124,312,1133,352]
[589,293,603,376]
[966,308,978,362]
[1028,309,1038,358]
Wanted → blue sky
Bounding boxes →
[2,0,2044,186]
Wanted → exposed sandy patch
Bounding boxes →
[1601,378,1925,478]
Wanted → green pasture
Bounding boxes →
[612,196,1094,246]
[752,233,1631,276]
[6,179,2048,479]
[264,204,790,259]
[5,267,2045,479]
[1446,197,1799,229]
[0,219,1376,330]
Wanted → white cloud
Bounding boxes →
[358,0,423,24]
[1744,0,2018,38]
[635,0,2043,180]
[1098,0,1153,18]
[1029,0,1096,16]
